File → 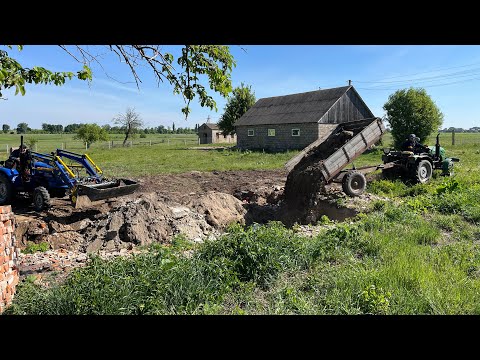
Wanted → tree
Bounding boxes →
[218,83,256,135]
[74,124,108,148]
[16,122,29,134]
[64,123,83,133]
[172,122,176,133]
[2,124,9,133]
[1,45,236,118]
[383,87,444,148]
[113,107,144,146]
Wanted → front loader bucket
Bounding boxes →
[76,178,139,202]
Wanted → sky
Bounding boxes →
[2,45,480,130]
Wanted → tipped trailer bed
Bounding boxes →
[285,117,387,196]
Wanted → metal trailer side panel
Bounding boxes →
[320,119,385,182]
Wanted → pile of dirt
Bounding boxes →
[16,191,250,254]
[187,191,247,228]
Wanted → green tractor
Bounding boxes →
[381,133,460,183]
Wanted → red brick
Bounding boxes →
[0,205,12,213]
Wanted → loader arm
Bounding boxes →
[55,149,103,179]
[30,151,77,189]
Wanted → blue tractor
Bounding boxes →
[0,136,139,211]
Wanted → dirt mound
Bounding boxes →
[16,191,251,254]
[187,191,247,229]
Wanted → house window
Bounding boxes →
[292,129,300,136]
[248,129,255,136]
[268,129,276,136]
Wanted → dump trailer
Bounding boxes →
[0,136,139,210]
[285,117,386,197]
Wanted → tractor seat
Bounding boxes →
[401,151,414,155]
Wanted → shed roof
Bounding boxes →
[200,122,219,130]
[234,86,351,126]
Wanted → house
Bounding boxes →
[233,85,374,151]
[197,122,237,144]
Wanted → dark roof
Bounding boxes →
[200,122,219,130]
[234,86,351,126]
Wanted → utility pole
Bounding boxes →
[206,115,211,123]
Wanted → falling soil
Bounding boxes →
[283,129,354,223]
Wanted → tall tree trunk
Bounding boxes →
[123,132,129,146]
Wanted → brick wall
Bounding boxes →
[0,205,19,314]
[236,123,338,151]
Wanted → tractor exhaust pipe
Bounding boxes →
[435,133,440,159]
[20,135,24,149]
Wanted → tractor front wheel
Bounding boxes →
[0,173,14,205]
[416,160,433,184]
[33,186,51,211]
[342,171,367,197]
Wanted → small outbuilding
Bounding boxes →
[197,123,237,144]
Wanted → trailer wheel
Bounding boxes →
[416,160,433,184]
[0,173,14,205]
[33,186,51,211]
[342,171,367,197]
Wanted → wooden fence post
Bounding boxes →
[452,130,455,145]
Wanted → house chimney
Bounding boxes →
[348,80,352,86]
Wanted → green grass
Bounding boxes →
[0,133,298,177]
[4,130,480,315]
[22,241,50,254]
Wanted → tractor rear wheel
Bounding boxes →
[0,173,14,205]
[33,186,51,211]
[342,171,367,197]
[416,160,433,184]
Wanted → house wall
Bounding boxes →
[212,130,237,144]
[236,123,319,151]
[319,88,373,124]
[198,129,237,144]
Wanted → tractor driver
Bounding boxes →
[401,134,430,154]
[6,144,31,181]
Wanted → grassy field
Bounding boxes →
[2,132,478,178]
[0,133,297,177]
[5,131,480,315]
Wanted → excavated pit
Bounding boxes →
[12,166,378,261]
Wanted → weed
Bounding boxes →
[23,241,49,254]
[358,284,392,314]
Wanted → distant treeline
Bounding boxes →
[440,127,480,133]
[2,122,200,135]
